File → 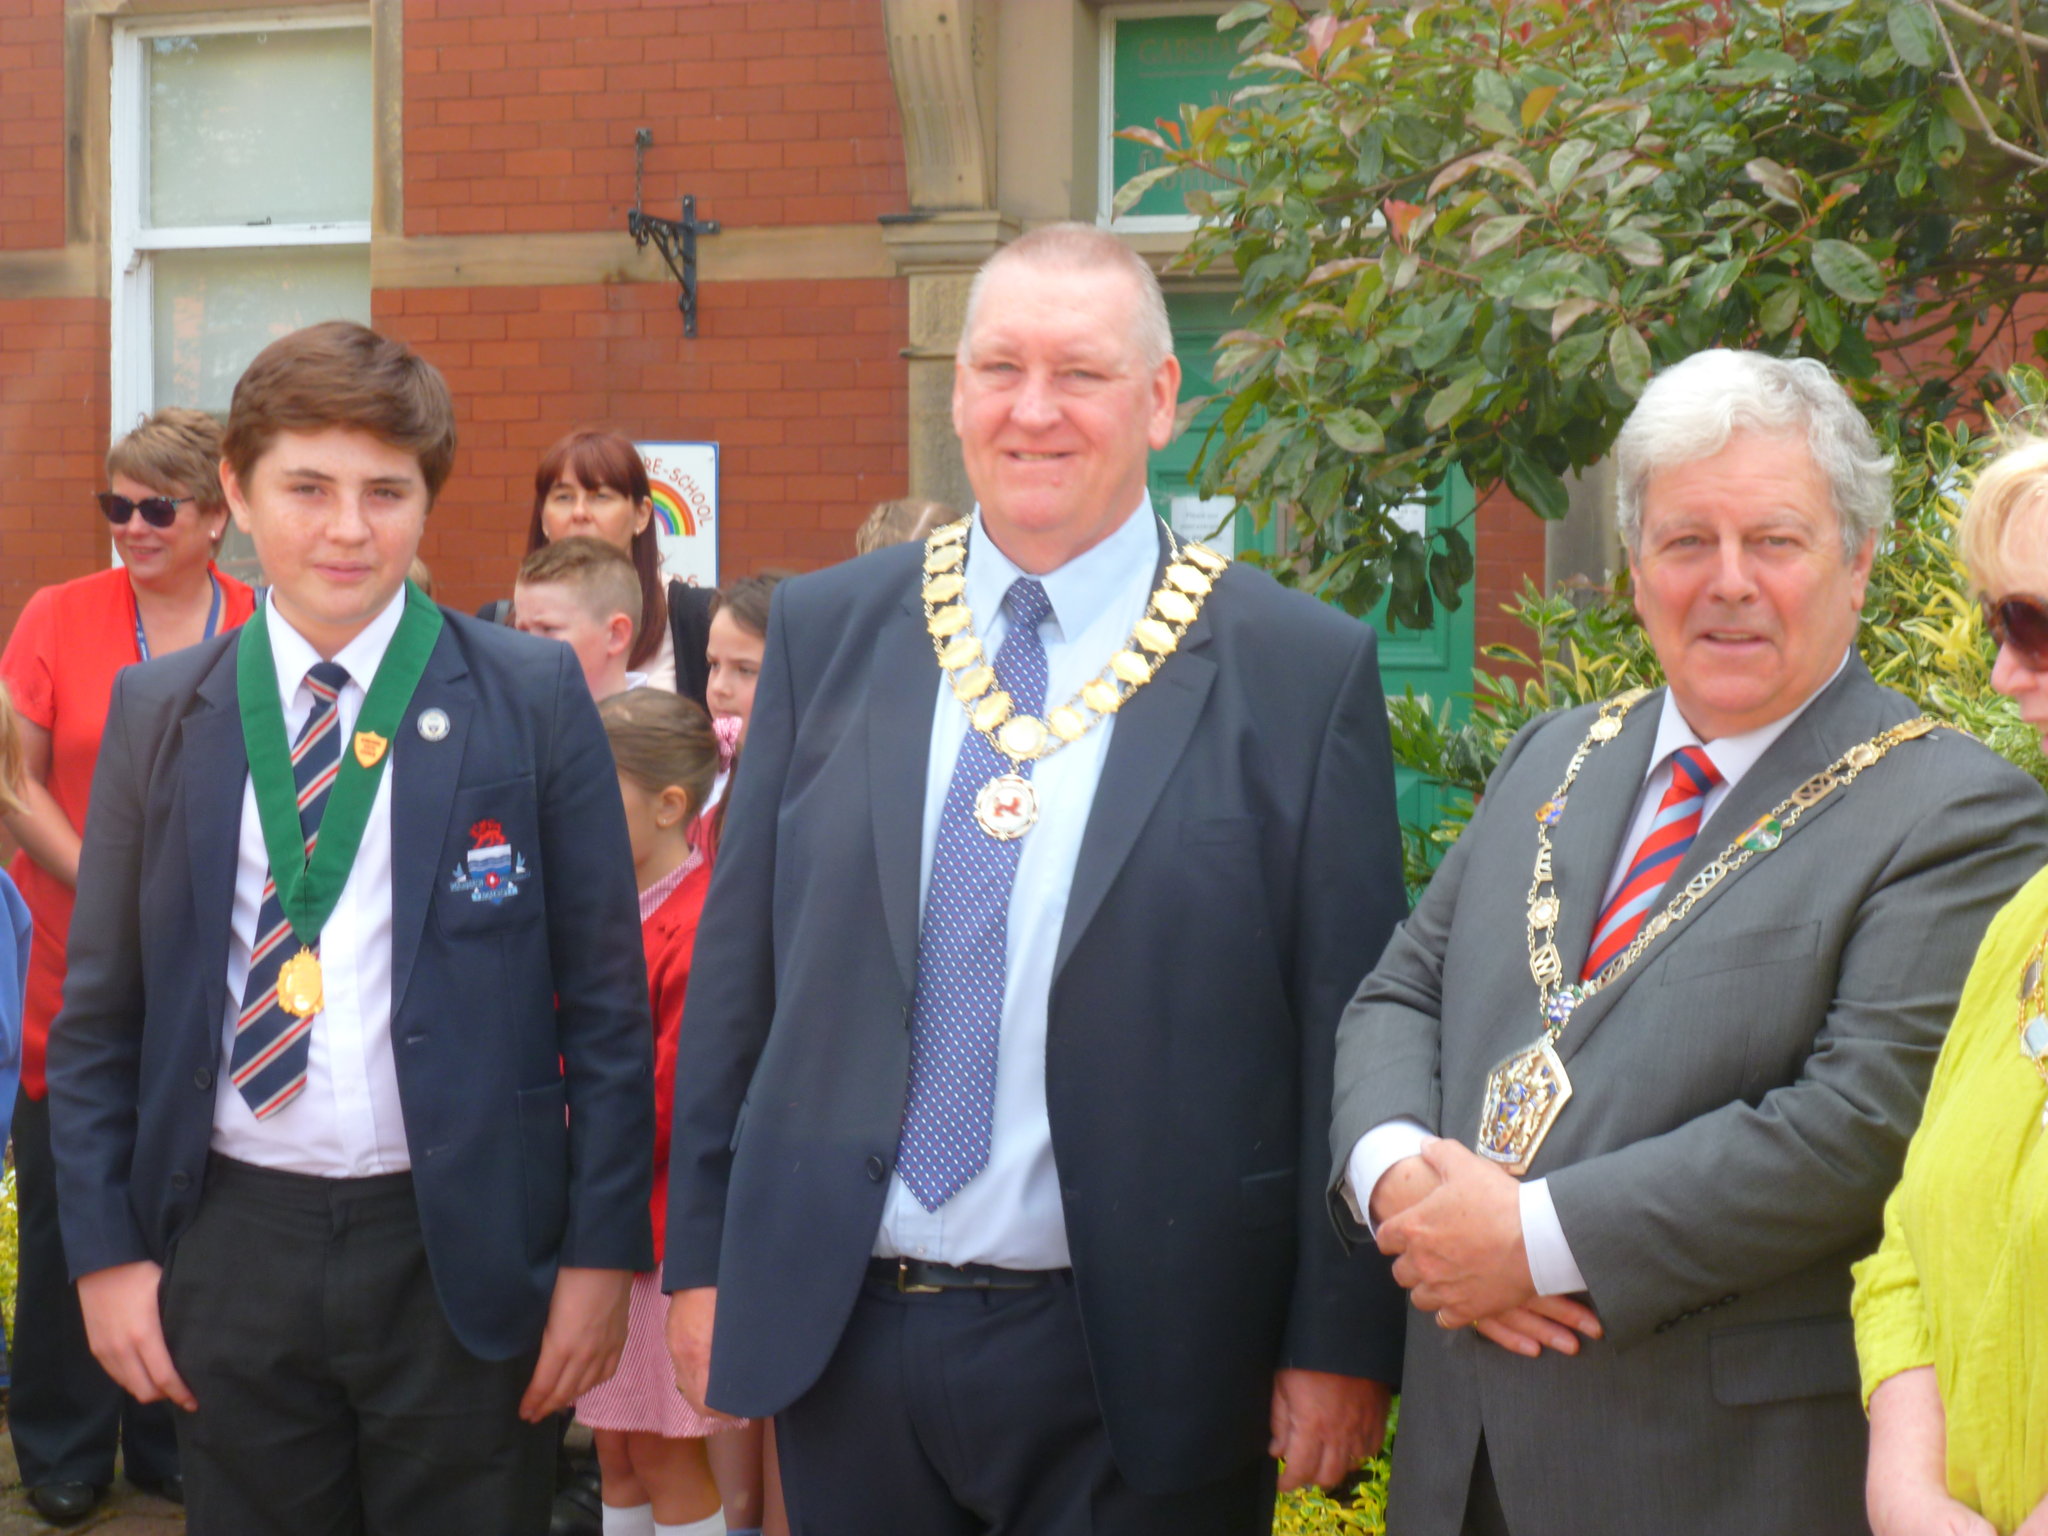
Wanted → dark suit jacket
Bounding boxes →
[48,609,655,1362]
[663,536,1409,1492]
[1329,660,2048,1536]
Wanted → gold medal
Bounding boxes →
[1477,1039,1574,1175]
[974,774,1038,838]
[275,946,325,1020]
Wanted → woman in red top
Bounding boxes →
[0,406,256,1523]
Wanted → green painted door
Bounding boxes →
[1150,293,1477,838]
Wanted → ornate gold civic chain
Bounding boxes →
[1526,701,1939,1039]
[919,516,1227,772]
[1478,694,1942,1176]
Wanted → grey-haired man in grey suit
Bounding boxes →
[1331,349,2048,1536]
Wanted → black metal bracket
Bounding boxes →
[627,128,720,337]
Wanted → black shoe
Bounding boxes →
[547,1482,603,1536]
[128,1471,186,1505]
[27,1482,107,1526]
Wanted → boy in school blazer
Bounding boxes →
[47,322,654,1535]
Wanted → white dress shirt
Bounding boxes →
[874,500,1160,1269]
[1345,650,1851,1294]
[211,590,411,1177]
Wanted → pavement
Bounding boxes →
[0,1425,183,1535]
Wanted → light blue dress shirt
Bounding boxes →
[874,499,1162,1269]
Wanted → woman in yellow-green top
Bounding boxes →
[1853,437,2048,1536]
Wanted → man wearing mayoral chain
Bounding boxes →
[48,321,654,1534]
[663,223,1409,1531]
[1330,349,2048,1536]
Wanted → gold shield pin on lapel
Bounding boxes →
[352,730,389,769]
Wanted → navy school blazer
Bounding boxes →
[47,609,655,1360]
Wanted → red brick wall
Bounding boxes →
[373,277,909,618]
[0,298,112,635]
[0,0,65,252]
[1473,481,1549,666]
[402,0,905,238]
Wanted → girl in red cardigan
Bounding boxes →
[578,690,733,1536]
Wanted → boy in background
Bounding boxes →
[516,536,646,700]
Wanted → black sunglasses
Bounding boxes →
[96,491,193,529]
[1982,593,2048,670]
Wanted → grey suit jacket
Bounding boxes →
[1330,659,2048,1536]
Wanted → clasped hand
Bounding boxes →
[1373,1138,1601,1358]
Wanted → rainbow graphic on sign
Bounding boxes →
[648,480,696,537]
[635,442,719,588]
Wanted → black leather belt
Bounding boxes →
[866,1257,1066,1294]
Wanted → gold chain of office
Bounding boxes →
[919,517,1228,838]
[1475,691,1942,1177]
[1523,691,1939,1039]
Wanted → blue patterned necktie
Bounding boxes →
[896,576,1054,1211]
[230,659,350,1118]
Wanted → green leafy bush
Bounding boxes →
[1276,1401,1395,1533]
[1131,0,2048,631]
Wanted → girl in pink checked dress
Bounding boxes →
[579,690,739,1536]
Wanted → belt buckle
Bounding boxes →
[896,1257,943,1294]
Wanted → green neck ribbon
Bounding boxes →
[236,581,444,947]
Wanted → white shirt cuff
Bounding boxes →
[1342,1118,1433,1235]
[1519,1177,1588,1296]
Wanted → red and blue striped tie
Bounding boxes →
[1583,744,1721,980]
[229,660,349,1119]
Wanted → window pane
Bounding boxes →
[152,246,371,413]
[146,27,372,229]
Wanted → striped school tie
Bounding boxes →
[229,660,350,1119]
[1582,744,1722,980]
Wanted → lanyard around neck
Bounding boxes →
[134,570,224,662]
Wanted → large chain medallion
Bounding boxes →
[1477,698,1941,1174]
[921,518,1227,838]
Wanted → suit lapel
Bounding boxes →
[869,591,938,995]
[1054,603,1218,980]
[388,630,472,1020]
[1554,660,1884,1064]
[181,639,251,1039]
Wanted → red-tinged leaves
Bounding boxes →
[1382,199,1425,246]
